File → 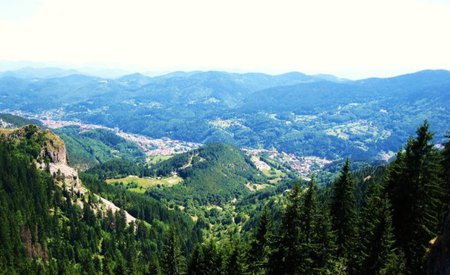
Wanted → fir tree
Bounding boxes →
[247,206,269,274]
[224,244,244,275]
[330,159,358,272]
[357,182,405,275]
[188,245,206,275]
[386,121,443,273]
[441,133,450,220]
[299,177,336,274]
[161,230,184,275]
[268,182,302,275]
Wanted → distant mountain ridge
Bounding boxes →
[0,68,449,160]
[0,67,81,79]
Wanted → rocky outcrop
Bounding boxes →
[1,124,137,224]
[41,132,68,164]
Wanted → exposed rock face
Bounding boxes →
[427,215,450,275]
[1,124,136,224]
[42,134,68,164]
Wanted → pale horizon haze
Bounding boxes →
[1,0,450,79]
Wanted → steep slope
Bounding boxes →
[0,125,136,222]
[55,126,145,170]
[0,124,201,273]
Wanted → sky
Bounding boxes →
[0,0,450,79]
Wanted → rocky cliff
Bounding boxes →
[1,124,136,223]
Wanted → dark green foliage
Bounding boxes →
[161,230,185,275]
[56,126,145,169]
[267,183,302,275]
[246,207,269,274]
[187,245,207,275]
[149,143,265,204]
[330,159,358,268]
[386,121,443,273]
[0,132,198,274]
[86,158,148,179]
[80,172,201,253]
[0,139,52,271]
[1,121,450,274]
[298,178,336,274]
[425,214,450,275]
[187,240,224,275]
[357,182,405,275]
[223,244,244,275]
[441,133,450,220]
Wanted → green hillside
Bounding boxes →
[0,125,200,273]
[0,113,42,127]
[55,126,145,169]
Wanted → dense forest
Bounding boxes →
[55,126,145,169]
[0,126,201,274]
[0,121,449,274]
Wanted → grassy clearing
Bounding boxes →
[106,175,183,193]
[262,167,286,183]
[147,155,172,165]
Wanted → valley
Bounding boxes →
[0,69,449,274]
[2,0,450,272]
[4,111,335,179]
[1,70,448,163]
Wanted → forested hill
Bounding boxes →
[0,125,200,273]
[147,143,266,203]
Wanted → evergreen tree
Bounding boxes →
[224,244,244,275]
[386,121,443,273]
[299,177,336,274]
[202,240,223,275]
[268,182,302,275]
[161,229,184,275]
[330,159,358,271]
[188,244,206,275]
[149,255,162,275]
[357,182,405,275]
[441,133,450,219]
[247,206,269,274]
[187,240,223,275]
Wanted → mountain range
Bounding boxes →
[0,67,449,160]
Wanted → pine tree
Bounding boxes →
[188,245,206,275]
[441,133,450,220]
[202,240,223,275]
[149,255,162,275]
[357,182,405,275]
[386,121,443,273]
[224,244,243,275]
[299,177,336,274]
[268,182,302,275]
[330,159,358,272]
[161,230,184,275]
[247,206,269,274]
[315,208,338,273]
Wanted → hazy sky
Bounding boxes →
[0,0,449,79]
